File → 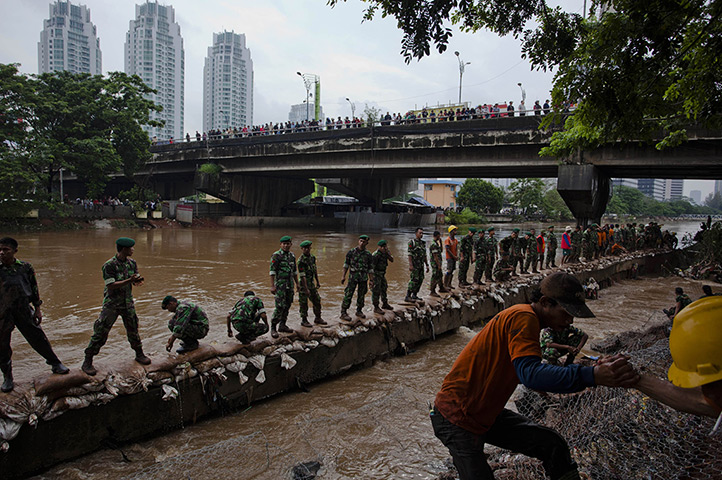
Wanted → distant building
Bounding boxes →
[289,103,324,124]
[125,1,184,141]
[202,31,253,132]
[38,1,102,75]
[690,190,702,205]
[663,179,684,201]
[419,179,463,208]
[637,179,665,201]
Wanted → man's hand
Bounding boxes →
[593,354,639,387]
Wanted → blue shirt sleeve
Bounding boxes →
[513,355,596,393]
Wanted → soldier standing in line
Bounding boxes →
[472,228,487,285]
[341,235,374,320]
[484,227,497,282]
[371,240,395,314]
[227,290,269,344]
[406,228,429,302]
[297,240,326,327]
[571,225,582,262]
[429,231,445,297]
[444,226,459,289]
[161,296,209,354]
[523,228,538,273]
[269,235,300,338]
[82,237,151,376]
[545,226,558,268]
[0,237,70,392]
[457,227,476,286]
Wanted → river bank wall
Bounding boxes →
[0,249,689,478]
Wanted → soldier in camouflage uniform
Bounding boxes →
[545,226,558,268]
[82,237,150,376]
[484,227,498,282]
[472,229,487,284]
[161,296,209,353]
[341,235,374,320]
[429,231,445,296]
[371,240,395,313]
[406,228,429,302]
[458,227,476,286]
[227,290,269,344]
[493,251,514,282]
[523,228,538,273]
[269,235,300,338]
[297,240,325,327]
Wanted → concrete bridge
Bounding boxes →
[143,116,722,223]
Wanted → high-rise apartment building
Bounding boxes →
[203,31,253,132]
[38,1,102,75]
[125,1,184,141]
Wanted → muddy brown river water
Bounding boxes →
[3,221,715,479]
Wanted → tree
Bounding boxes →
[456,178,504,213]
[508,178,545,215]
[331,0,722,155]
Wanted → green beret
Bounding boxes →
[299,240,312,248]
[468,227,477,233]
[487,226,495,232]
[359,235,370,240]
[116,237,135,248]
[512,228,520,233]
[161,295,176,309]
[280,235,292,242]
[377,239,387,246]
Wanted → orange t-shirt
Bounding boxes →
[434,304,542,434]
[444,237,459,260]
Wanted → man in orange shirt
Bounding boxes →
[431,272,638,480]
[444,225,459,289]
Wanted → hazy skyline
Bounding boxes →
[1,0,714,198]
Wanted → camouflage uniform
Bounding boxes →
[168,301,209,342]
[546,232,558,268]
[407,238,427,295]
[458,234,474,284]
[85,255,143,356]
[342,247,373,311]
[297,252,322,320]
[493,256,513,282]
[540,325,585,365]
[484,235,498,281]
[472,235,487,283]
[270,249,297,325]
[229,295,269,342]
[429,238,444,292]
[371,250,391,306]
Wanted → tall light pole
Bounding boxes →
[454,51,471,105]
[345,97,355,119]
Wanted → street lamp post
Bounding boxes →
[345,97,355,119]
[454,51,471,105]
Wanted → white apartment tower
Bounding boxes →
[203,31,253,132]
[38,1,102,75]
[125,1,184,141]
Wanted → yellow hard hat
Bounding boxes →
[448,225,458,233]
[668,296,722,388]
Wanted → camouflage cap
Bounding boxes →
[377,239,387,246]
[116,237,135,248]
[299,240,312,248]
[280,235,292,242]
[161,295,176,309]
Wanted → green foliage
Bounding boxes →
[445,207,486,225]
[508,178,546,215]
[198,163,223,175]
[457,178,504,213]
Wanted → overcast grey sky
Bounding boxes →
[1,0,714,198]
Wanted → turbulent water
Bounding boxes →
[4,221,712,479]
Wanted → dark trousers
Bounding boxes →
[431,407,579,480]
[1,305,61,371]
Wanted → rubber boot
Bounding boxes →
[340,309,351,321]
[382,302,393,310]
[134,349,151,366]
[1,365,14,393]
[356,309,366,319]
[271,322,279,338]
[300,317,312,327]
[81,355,97,376]
[278,319,293,333]
[373,304,384,315]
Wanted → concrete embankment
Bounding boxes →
[0,249,688,478]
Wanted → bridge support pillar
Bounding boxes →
[315,177,418,210]
[557,164,610,226]
[196,173,314,216]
